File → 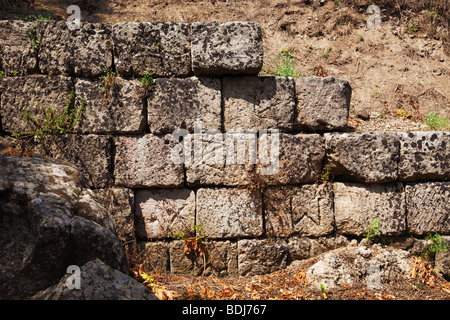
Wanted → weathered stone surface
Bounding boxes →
[169,240,238,277]
[32,259,158,300]
[264,185,334,237]
[113,22,191,77]
[238,239,289,277]
[94,188,135,242]
[114,134,184,188]
[37,21,113,77]
[398,132,450,181]
[74,77,145,134]
[147,77,221,134]
[135,189,195,240]
[184,132,256,186]
[223,76,295,132]
[34,134,112,188]
[196,188,263,239]
[306,245,413,290]
[257,133,325,185]
[138,241,170,274]
[333,182,406,236]
[435,237,450,280]
[324,132,400,183]
[0,76,73,134]
[294,76,351,131]
[287,235,350,261]
[405,182,450,235]
[0,155,126,299]
[0,20,37,75]
[191,21,263,76]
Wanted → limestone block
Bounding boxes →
[324,132,400,183]
[191,21,263,76]
[114,134,184,188]
[134,189,195,240]
[223,76,295,132]
[294,76,351,131]
[113,22,191,77]
[138,241,170,274]
[147,77,221,134]
[34,134,112,188]
[238,239,289,277]
[257,133,325,185]
[405,182,450,235]
[37,21,113,77]
[0,76,73,134]
[333,182,406,236]
[74,77,145,134]
[264,185,334,237]
[196,188,263,239]
[398,132,450,181]
[0,20,37,75]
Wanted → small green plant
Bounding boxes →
[364,218,382,246]
[320,284,328,299]
[141,72,156,86]
[424,112,449,130]
[99,67,117,92]
[428,11,436,18]
[373,93,380,99]
[267,48,302,78]
[358,34,364,41]
[23,13,53,50]
[396,109,412,119]
[422,233,449,260]
[407,22,420,33]
[322,48,330,59]
[0,70,6,78]
[12,89,85,141]
[334,0,340,6]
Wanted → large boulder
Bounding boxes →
[0,154,126,299]
[32,259,157,300]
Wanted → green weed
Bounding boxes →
[424,112,449,130]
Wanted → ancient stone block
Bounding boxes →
[0,76,74,134]
[191,21,263,76]
[34,134,112,188]
[134,189,195,240]
[113,22,191,77]
[405,182,450,235]
[398,132,450,181]
[138,241,170,274]
[196,188,263,239]
[324,132,400,183]
[74,77,145,134]
[294,76,351,131]
[0,20,37,75]
[264,185,334,237]
[36,21,113,77]
[114,134,184,188]
[223,76,295,132]
[238,239,289,277]
[147,77,221,134]
[257,133,325,185]
[333,182,406,236]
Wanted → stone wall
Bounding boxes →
[1,20,449,278]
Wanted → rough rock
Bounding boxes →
[169,240,238,277]
[32,259,157,300]
[305,245,413,290]
[191,21,263,76]
[405,182,450,235]
[238,239,289,277]
[324,132,400,183]
[114,134,184,188]
[138,241,170,273]
[294,76,351,131]
[398,132,450,181]
[34,134,112,188]
[0,20,37,75]
[435,237,450,280]
[333,182,406,236]
[257,133,325,184]
[223,76,295,132]
[113,22,191,77]
[264,185,334,237]
[0,155,126,299]
[36,21,113,77]
[74,77,145,134]
[287,235,350,261]
[147,77,221,134]
[0,75,74,134]
[196,188,263,239]
[134,189,196,240]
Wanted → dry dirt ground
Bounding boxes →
[1,0,449,300]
